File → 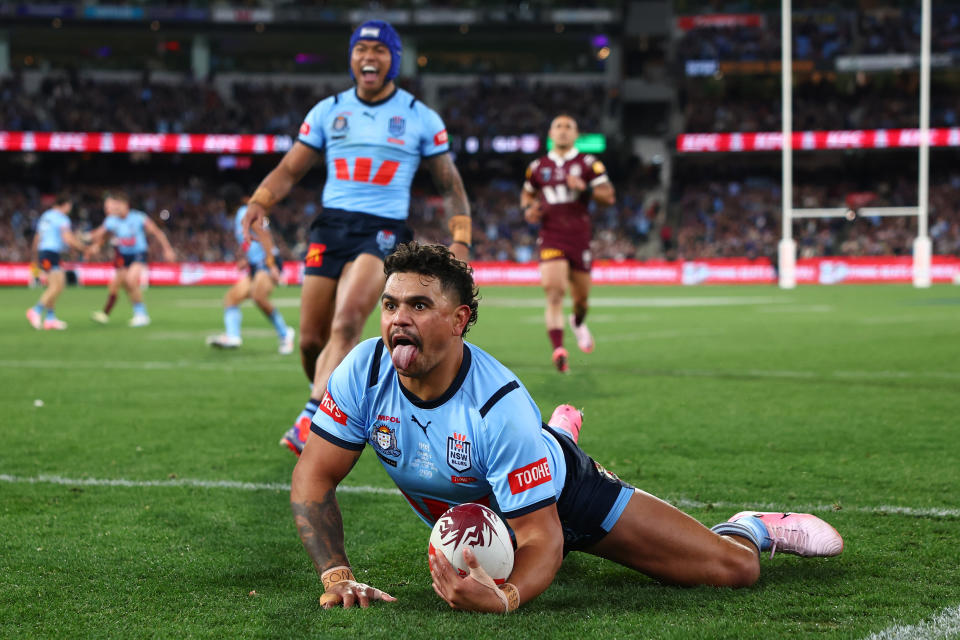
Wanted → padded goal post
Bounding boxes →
[778,0,933,288]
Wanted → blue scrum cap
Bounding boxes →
[349,20,402,81]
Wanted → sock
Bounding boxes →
[296,399,320,433]
[269,309,288,339]
[711,516,770,552]
[224,306,242,338]
[104,293,117,314]
[573,307,587,327]
[45,308,56,319]
[33,303,44,314]
[548,328,564,349]
[133,302,147,316]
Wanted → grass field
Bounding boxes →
[2,283,959,639]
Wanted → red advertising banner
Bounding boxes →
[676,128,960,153]
[676,13,764,30]
[0,131,293,154]
[3,257,959,286]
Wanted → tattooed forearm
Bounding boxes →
[291,487,349,574]
[426,154,471,219]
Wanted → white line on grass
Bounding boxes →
[0,359,291,372]
[862,604,960,640]
[2,474,958,518]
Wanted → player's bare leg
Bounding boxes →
[282,254,386,455]
[298,274,338,380]
[540,258,570,372]
[584,489,761,588]
[251,270,294,354]
[125,262,150,327]
[567,269,594,353]
[33,270,68,329]
[207,275,251,349]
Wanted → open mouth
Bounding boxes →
[361,65,380,82]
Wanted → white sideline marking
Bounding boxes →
[862,604,960,640]
[147,329,279,340]
[0,359,291,372]
[177,297,301,309]
[2,474,959,518]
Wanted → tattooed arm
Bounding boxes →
[290,437,397,609]
[423,152,471,262]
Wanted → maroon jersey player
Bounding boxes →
[521,114,615,373]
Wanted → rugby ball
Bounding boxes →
[428,503,514,584]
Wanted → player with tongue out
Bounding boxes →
[241,20,473,457]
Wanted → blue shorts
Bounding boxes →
[249,257,283,279]
[304,208,412,279]
[545,425,636,554]
[38,250,61,272]
[114,251,147,268]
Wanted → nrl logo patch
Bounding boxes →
[446,432,471,472]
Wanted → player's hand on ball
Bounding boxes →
[319,579,396,610]
[430,546,509,613]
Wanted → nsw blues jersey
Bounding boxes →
[312,338,567,528]
[297,87,450,220]
[104,210,148,254]
[36,208,72,253]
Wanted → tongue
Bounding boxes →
[392,344,418,370]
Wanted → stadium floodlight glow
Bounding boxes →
[546,133,606,153]
[777,0,932,289]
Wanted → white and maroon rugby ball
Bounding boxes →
[428,503,514,584]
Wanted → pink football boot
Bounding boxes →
[548,404,583,444]
[729,511,844,558]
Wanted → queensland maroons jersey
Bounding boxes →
[36,208,71,253]
[297,87,449,220]
[311,338,567,528]
[104,211,148,255]
[233,205,276,268]
[523,149,610,240]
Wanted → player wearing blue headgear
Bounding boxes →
[241,20,473,457]
[289,242,843,613]
[25,193,88,330]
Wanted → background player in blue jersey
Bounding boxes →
[206,184,295,353]
[26,193,88,330]
[240,20,472,456]
[290,242,844,612]
[86,192,176,327]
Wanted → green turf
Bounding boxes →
[2,283,959,638]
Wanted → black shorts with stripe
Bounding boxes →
[304,208,412,279]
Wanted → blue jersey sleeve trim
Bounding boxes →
[311,424,366,451]
[296,138,324,153]
[479,380,520,418]
[368,339,385,388]
[501,496,556,520]
[421,149,449,158]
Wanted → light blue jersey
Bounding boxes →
[312,338,567,528]
[36,208,72,253]
[233,204,272,268]
[297,87,450,220]
[104,210,148,255]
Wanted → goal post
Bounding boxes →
[778,0,932,289]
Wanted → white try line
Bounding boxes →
[2,474,958,518]
[862,604,960,640]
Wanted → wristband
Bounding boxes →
[498,582,519,612]
[249,186,278,210]
[448,214,472,247]
[320,565,355,592]
[265,254,276,268]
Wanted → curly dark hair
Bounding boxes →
[383,242,479,337]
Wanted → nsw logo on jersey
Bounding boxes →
[446,432,472,472]
[372,424,401,464]
[376,230,397,253]
[388,116,405,137]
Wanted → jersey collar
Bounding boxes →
[397,343,472,410]
[354,85,399,107]
[547,147,579,164]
